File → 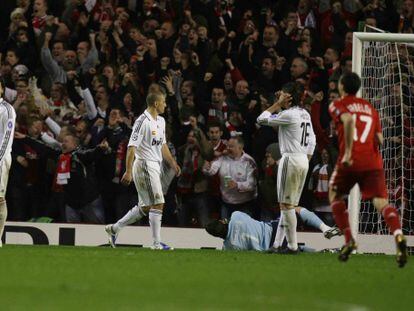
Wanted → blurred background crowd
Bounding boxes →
[0,0,413,229]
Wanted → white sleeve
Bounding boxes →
[41,132,62,149]
[0,112,6,161]
[306,125,316,156]
[203,157,223,176]
[45,117,61,136]
[257,110,295,127]
[4,87,17,103]
[162,119,166,144]
[81,88,98,120]
[0,108,13,162]
[128,118,146,148]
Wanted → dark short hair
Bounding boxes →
[327,46,340,57]
[281,82,304,107]
[207,120,222,131]
[205,220,228,239]
[230,135,244,147]
[53,40,67,50]
[339,72,361,95]
[264,24,279,33]
[263,56,276,65]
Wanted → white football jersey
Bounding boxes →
[257,107,316,156]
[0,98,16,163]
[128,110,166,163]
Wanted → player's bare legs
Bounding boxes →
[329,187,357,262]
[372,197,407,267]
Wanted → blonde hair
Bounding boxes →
[146,92,165,107]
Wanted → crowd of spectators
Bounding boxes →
[0,0,413,229]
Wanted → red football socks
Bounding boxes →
[382,205,402,235]
[332,200,353,243]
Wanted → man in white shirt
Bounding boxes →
[0,79,16,247]
[257,82,316,253]
[105,91,181,250]
[203,136,257,218]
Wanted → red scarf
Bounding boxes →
[56,153,71,185]
[32,16,46,31]
[112,140,127,183]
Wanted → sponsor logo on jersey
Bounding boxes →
[7,120,13,129]
[151,138,162,146]
[152,131,156,136]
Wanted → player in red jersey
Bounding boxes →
[328,72,408,267]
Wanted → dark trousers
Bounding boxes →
[178,192,211,227]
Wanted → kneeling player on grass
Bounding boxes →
[328,72,408,267]
[205,208,341,252]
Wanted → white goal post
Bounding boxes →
[351,32,414,245]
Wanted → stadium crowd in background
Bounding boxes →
[0,0,413,230]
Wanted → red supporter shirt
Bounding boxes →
[329,95,383,171]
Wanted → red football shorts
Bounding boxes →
[329,167,388,200]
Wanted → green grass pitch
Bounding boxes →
[0,245,412,310]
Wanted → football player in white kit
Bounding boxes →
[105,91,181,250]
[257,82,316,253]
[0,78,16,247]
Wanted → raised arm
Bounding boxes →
[44,116,62,136]
[40,132,61,149]
[40,32,65,83]
[257,92,294,127]
[80,33,99,73]
[81,88,98,120]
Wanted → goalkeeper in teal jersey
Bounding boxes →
[206,209,340,251]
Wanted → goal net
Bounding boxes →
[351,32,414,237]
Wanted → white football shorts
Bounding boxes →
[133,159,165,207]
[277,153,309,206]
[0,153,12,198]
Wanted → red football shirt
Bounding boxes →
[329,95,383,171]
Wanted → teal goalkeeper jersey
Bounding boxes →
[223,212,273,251]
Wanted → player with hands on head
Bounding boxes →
[257,82,316,254]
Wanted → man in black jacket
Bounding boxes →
[58,133,107,223]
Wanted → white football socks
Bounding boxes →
[319,223,331,233]
[273,213,286,248]
[113,205,146,233]
[282,209,298,251]
[149,209,163,246]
